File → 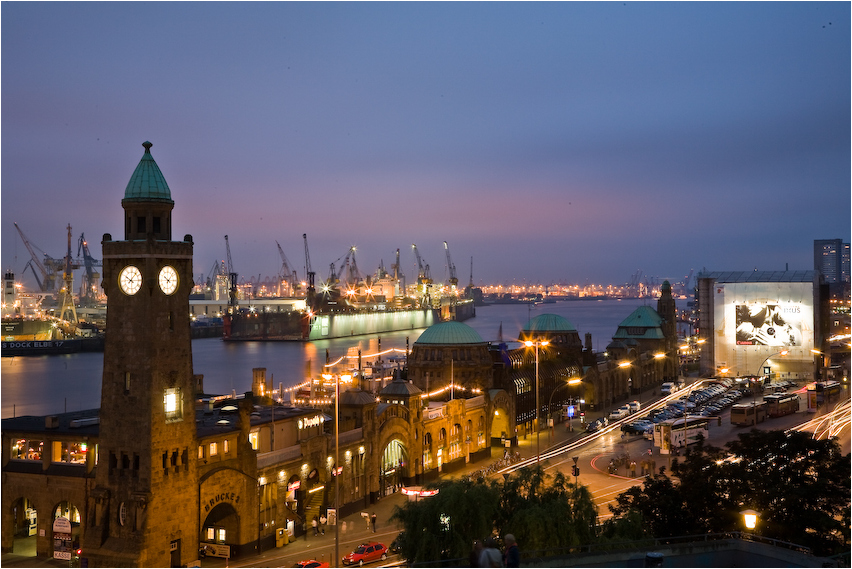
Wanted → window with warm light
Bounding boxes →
[164,387,182,422]
[249,431,259,450]
[209,442,218,456]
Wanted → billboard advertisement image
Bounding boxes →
[735,304,804,347]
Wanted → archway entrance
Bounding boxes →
[380,439,408,496]
[491,407,511,447]
[10,497,37,556]
[201,503,240,555]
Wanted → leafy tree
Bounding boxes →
[495,466,598,554]
[603,429,851,557]
[390,466,599,564]
[390,477,501,564]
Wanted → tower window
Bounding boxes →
[137,216,146,233]
[153,217,161,234]
[164,388,182,422]
[125,372,131,393]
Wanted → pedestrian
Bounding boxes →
[479,537,503,567]
[469,540,484,567]
[370,512,377,533]
[319,513,327,535]
[629,460,636,477]
[503,534,520,568]
[312,515,318,536]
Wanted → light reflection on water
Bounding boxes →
[1,298,686,418]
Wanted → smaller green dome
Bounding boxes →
[123,141,173,203]
[523,313,576,333]
[416,321,485,345]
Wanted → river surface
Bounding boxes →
[1,298,687,418]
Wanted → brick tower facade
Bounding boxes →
[83,142,198,567]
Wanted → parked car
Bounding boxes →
[627,400,641,413]
[297,561,330,568]
[609,406,630,421]
[343,542,387,566]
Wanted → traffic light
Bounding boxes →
[571,465,579,477]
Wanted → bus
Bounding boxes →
[730,401,767,426]
[806,381,841,412]
[763,393,799,417]
[653,416,710,454]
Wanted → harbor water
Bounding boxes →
[1,298,687,419]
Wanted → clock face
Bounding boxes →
[119,265,142,295]
[158,265,179,295]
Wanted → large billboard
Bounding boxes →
[714,281,814,377]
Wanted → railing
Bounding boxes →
[257,444,301,469]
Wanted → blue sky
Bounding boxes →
[2,2,849,288]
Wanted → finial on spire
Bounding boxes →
[142,141,153,153]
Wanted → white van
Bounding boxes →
[661,382,678,395]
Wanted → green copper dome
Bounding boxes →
[522,313,577,333]
[416,321,485,345]
[123,141,173,203]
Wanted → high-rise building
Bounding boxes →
[814,239,850,284]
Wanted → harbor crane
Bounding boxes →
[56,224,80,325]
[77,233,102,306]
[303,233,316,307]
[275,241,299,296]
[411,244,432,307]
[224,235,238,311]
[443,241,458,290]
[14,222,61,292]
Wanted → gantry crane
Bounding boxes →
[77,233,102,306]
[275,241,299,296]
[224,235,238,311]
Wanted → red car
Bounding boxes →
[296,561,329,568]
[342,541,387,566]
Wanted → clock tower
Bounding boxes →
[84,142,199,567]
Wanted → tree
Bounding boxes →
[390,466,599,564]
[603,429,851,557]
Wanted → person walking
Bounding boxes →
[479,537,503,567]
[319,513,327,535]
[503,534,520,568]
[370,512,377,533]
[311,515,318,536]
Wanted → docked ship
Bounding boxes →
[219,246,475,342]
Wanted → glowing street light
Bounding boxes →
[741,509,759,531]
[524,339,549,463]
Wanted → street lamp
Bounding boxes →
[741,509,759,532]
[757,350,788,386]
[524,339,549,463]
[548,377,583,440]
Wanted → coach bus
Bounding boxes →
[763,393,799,418]
[653,416,710,454]
[730,401,767,426]
[807,380,842,412]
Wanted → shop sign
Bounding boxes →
[53,517,72,560]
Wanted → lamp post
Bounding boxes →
[548,377,583,441]
[524,339,549,463]
[757,350,789,386]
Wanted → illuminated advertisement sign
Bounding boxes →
[735,303,804,346]
[713,281,814,376]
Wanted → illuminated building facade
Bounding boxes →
[697,271,825,380]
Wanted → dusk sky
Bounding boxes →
[2,2,849,289]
